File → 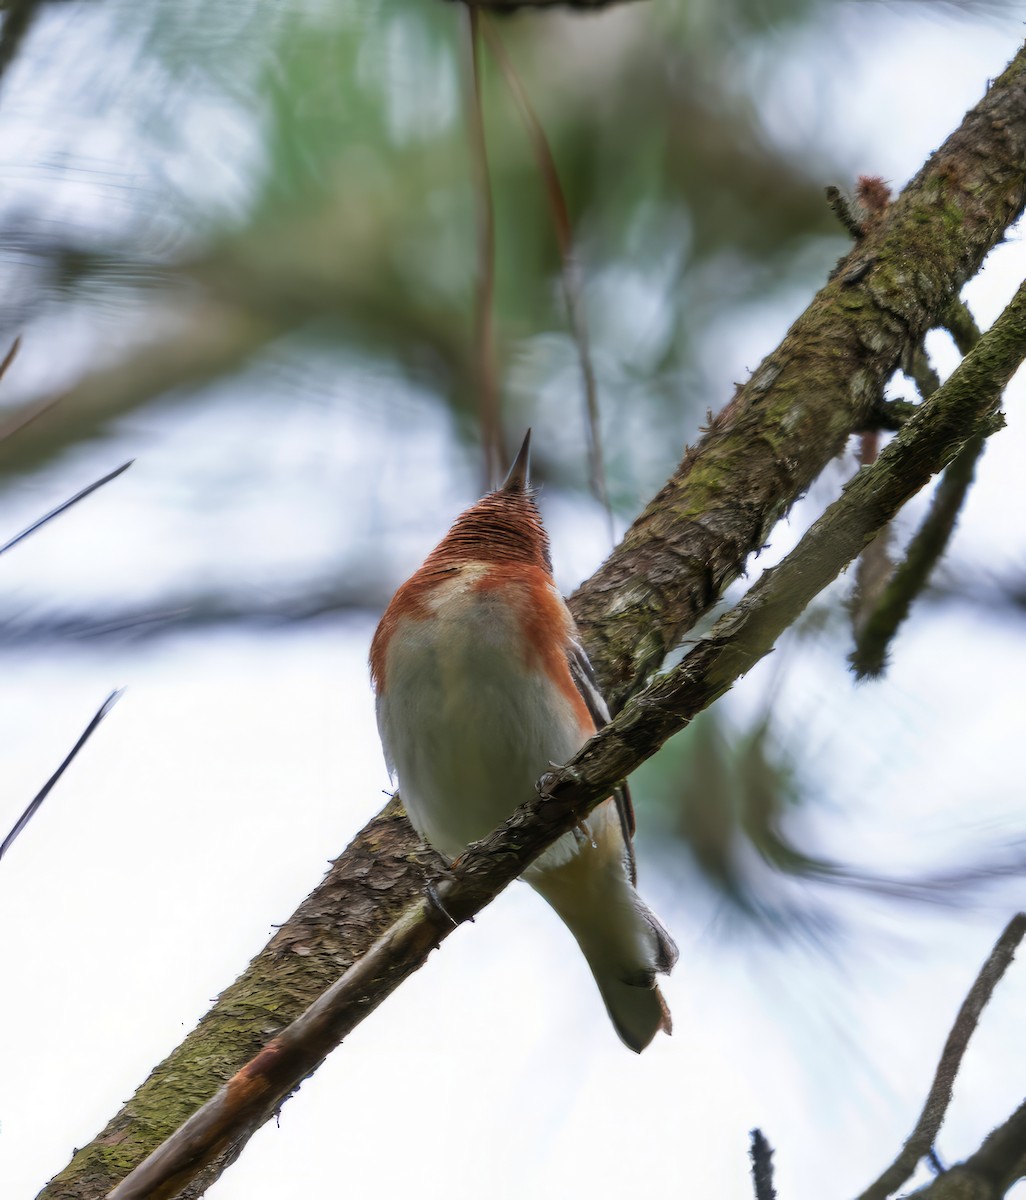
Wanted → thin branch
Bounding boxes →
[825,176,892,241]
[862,397,919,432]
[0,690,123,862]
[850,300,986,679]
[850,430,990,678]
[0,333,20,390]
[943,303,983,358]
[483,18,613,536]
[825,185,866,240]
[904,339,942,401]
[0,459,133,557]
[850,431,893,642]
[101,277,1026,1200]
[854,913,1026,1200]
[463,5,503,487]
[749,1129,778,1200]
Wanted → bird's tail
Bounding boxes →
[528,851,678,1053]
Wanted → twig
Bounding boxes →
[0,333,19,385]
[850,431,893,641]
[850,430,989,678]
[850,300,986,679]
[0,459,133,557]
[943,303,982,358]
[462,6,503,488]
[862,398,919,432]
[482,18,614,538]
[0,690,123,862]
[854,913,1026,1200]
[104,277,1026,1200]
[904,340,942,402]
[825,176,892,240]
[749,1129,778,1200]
[826,185,866,239]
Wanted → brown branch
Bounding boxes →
[850,431,893,643]
[482,17,613,532]
[851,300,986,679]
[36,46,1026,1200]
[463,6,503,487]
[826,184,866,240]
[570,43,1026,712]
[855,914,1026,1200]
[93,273,1026,1200]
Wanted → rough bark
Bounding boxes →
[79,278,1026,1200]
[571,45,1026,710]
[36,40,1026,1200]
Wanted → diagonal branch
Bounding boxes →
[851,302,986,678]
[855,914,1026,1200]
[569,43,1026,711]
[101,275,1026,1200]
[36,45,1026,1200]
[482,17,612,528]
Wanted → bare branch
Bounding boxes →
[0,459,133,557]
[851,300,987,679]
[463,6,503,487]
[482,17,613,534]
[855,914,1026,1200]
[0,690,123,862]
[571,45,1026,711]
[749,1129,778,1200]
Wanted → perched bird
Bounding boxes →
[370,432,677,1051]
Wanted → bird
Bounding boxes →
[370,432,677,1051]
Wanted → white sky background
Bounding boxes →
[1,3,1026,1200]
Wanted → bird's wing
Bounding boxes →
[567,638,638,884]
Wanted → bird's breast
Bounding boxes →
[375,566,591,860]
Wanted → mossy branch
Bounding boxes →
[570,44,1026,710]
[79,272,1026,1200]
[851,302,987,678]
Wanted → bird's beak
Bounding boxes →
[501,429,532,492]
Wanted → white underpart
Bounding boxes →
[377,566,584,867]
